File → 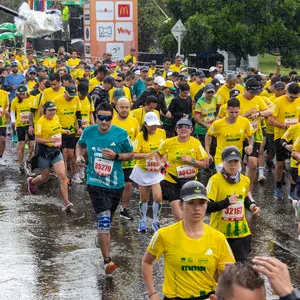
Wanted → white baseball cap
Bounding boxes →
[154,76,166,87]
[144,112,161,126]
[215,74,225,84]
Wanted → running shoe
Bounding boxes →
[288,191,299,202]
[27,177,37,195]
[152,221,160,232]
[104,260,117,275]
[266,160,275,171]
[138,220,146,232]
[71,173,82,184]
[63,200,74,212]
[257,174,266,183]
[24,161,36,176]
[0,157,6,166]
[120,208,133,220]
[292,200,300,219]
[274,187,283,200]
[12,134,18,143]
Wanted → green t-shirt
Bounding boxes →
[194,95,217,135]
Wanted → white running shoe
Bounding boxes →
[257,174,266,183]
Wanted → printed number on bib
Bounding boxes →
[177,165,196,178]
[285,118,297,126]
[250,120,258,131]
[222,202,243,221]
[52,133,62,147]
[145,158,160,172]
[20,111,30,123]
[94,158,114,177]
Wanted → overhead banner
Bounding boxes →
[84,0,138,62]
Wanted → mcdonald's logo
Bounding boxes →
[118,4,130,18]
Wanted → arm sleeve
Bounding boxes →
[133,90,148,109]
[10,110,16,123]
[207,198,231,213]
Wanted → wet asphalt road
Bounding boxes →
[0,142,299,300]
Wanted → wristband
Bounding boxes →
[191,158,196,165]
[280,289,300,300]
[115,153,120,160]
[148,291,157,299]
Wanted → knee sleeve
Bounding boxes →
[97,210,111,233]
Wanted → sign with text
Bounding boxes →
[84,0,137,61]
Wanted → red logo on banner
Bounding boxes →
[118,4,130,17]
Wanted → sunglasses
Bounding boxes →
[115,79,123,82]
[29,72,36,75]
[206,91,214,94]
[97,115,113,122]
[177,124,191,129]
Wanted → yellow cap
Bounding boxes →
[165,80,176,90]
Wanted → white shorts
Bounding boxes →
[129,165,164,186]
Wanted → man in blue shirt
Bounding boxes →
[76,102,134,275]
[4,61,25,103]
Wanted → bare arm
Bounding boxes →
[205,133,212,156]
[142,251,161,300]
[194,112,208,128]
[268,116,287,129]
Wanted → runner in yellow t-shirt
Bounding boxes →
[207,146,260,262]
[268,82,300,200]
[189,71,206,101]
[142,180,235,299]
[0,84,9,166]
[216,74,244,108]
[169,55,183,73]
[28,101,74,213]
[53,85,82,178]
[112,97,139,220]
[206,98,255,172]
[66,51,81,78]
[130,112,165,232]
[236,78,272,199]
[156,118,209,221]
[11,85,38,174]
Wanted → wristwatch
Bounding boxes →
[280,289,300,300]
[115,153,120,160]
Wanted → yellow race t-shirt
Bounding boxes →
[112,115,140,169]
[158,136,208,183]
[43,56,57,69]
[131,108,160,127]
[293,137,300,175]
[35,114,62,147]
[189,81,205,100]
[11,95,38,127]
[281,123,300,168]
[147,221,235,298]
[109,86,132,103]
[169,64,183,73]
[265,94,277,134]
[237,94,268,143]
[66,57,81,77]
[207,172,251,238]
[272,95,300,140]
[53,94,81,133]
[216,84,244,106]
[89,77,102,93]
[207,116,254,164]
[40,86,66,107]
[134,128,166,171]
[0,90,9,128]
[79,96,95,128]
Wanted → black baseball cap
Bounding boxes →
[44,101,56,110]
[180,181,209,202]
[230,88,240,97]
[222,146,241,162]
[103,76,115,84]
[274,81,285,89]
[17,85,28,93]
[204,83,215,92]
[65,84,77,97]
[246,78,262,94]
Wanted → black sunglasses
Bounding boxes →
[115,79,123,82]
[97,115,112,122]
[177,124,191,129]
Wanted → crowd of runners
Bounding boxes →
[0,45,299,299]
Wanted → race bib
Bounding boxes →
[250,120,258,131]
[20,111,30,123]
[222,202,243,221]
[82,117,88,127]
[176,165,196,178]
[94,158,114,177]
[145,158,160,172]
[51,133,62,147]
[285,118,298,126]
